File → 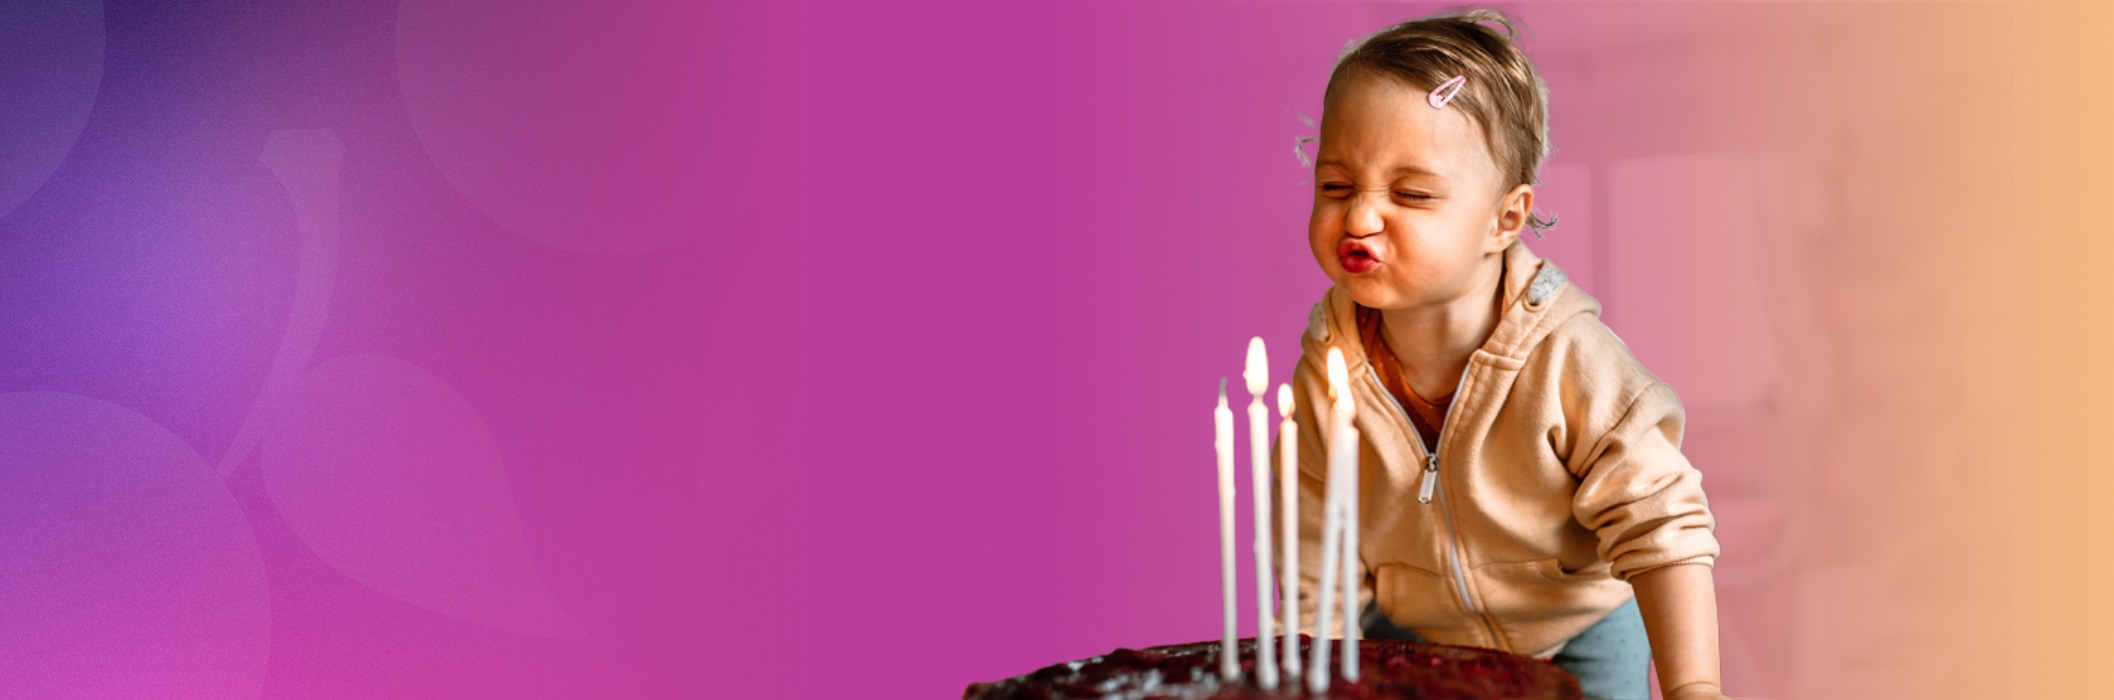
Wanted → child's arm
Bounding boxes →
[1631,563,1729,700]
[1565,378,1724,697]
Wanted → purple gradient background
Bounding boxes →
[0,0,2003,697]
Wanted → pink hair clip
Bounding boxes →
[1428,74,1466,109]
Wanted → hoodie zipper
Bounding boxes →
[1367,364,1478,615]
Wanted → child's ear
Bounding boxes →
[1489,183,1533,253]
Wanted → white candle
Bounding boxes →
[1340,418,1361,681]
[1277,382,1301,677]
[1214,380,1240,681]
[1308,348,1354,693]
[1244,338,1279,689]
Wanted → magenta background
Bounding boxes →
[0,0,1864,697]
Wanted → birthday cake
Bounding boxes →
[963,635,1580,699]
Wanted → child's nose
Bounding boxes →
[1345,193,1384,237]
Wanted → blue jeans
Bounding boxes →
[1362,597,1651,700]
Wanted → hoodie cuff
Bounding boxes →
[1614,555,1716,582]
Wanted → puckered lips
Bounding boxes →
[1337,238,1381,275]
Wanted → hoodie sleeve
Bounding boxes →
[1273,344,1373,639]
[1569,380,1719,581]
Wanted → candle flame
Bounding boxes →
[1218,378,1229,410]
[1244,337,1268,397]
[1277,383,1294,418]
[1319,346,1352,416]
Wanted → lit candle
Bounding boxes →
[1308,348,1354,693]
[1214,380,1240,681]
[1244,338,1278,689]
[1277,382,1301,677]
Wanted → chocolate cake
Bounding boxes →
[964,635,1580,699]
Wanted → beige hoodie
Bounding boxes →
[1278,239,1718,660]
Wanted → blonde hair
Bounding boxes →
[1324,7,1558,235]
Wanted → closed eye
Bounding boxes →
[1318,185,1435,202]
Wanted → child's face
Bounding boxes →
[1309,73,1531,312]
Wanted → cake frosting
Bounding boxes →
[964,635,1580,699]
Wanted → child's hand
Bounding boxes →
[1663,681,1732,700]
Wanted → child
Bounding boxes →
[1281,9,1727,700]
